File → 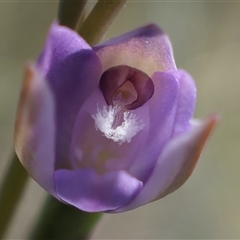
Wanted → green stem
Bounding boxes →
[29,195,102,240]
[58,0,88,29]
[78,0,127,45]
[0,153,28,239]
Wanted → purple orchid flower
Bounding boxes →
[14,22,217,213]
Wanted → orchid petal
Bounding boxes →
[114,115,217,212]
[70,88,150,172]
[55,169,143,212]
[37,22,102,168]
[94,24,176,76]
[14,64,57,197]
[172,69,197,135]
[129,71,179,182]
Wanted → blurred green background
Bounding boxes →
[1,1,240,239]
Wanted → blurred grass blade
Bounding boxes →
[29,195,102,240]
[0,153,28,239]
[78,0,128,45]
[58,0,88,29]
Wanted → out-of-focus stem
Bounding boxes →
[0,153,28,239]
[78,0,127,45]
[29,195,102,240]
[58,0,88,29]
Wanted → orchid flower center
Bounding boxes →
[91,65,154,144]
[99,65,154,110]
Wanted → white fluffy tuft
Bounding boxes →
[92,104,144,144]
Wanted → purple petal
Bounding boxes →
[94,24,176,76]
[172,70,197,135]
[55,169,143,212]
[128,71,179,182]
[37,22,102,168]
[14,64,57,198]
[114,115,218,212]
[70,88,150,172]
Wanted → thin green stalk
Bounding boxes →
[0,153,28,239]
[78,0,127,45]
[58,0,88,29]
[29,195,102,240]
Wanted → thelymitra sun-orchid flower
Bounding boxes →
[14,22,217,212]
